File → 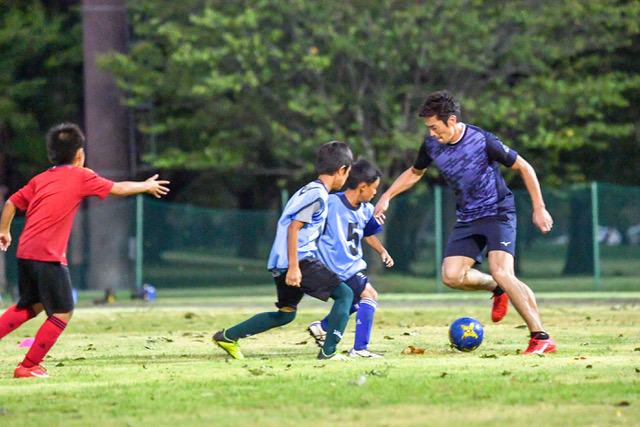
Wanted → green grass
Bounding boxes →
[1,293,639,426]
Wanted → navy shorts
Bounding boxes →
[345,272,370,305]
[16,258,75,316]
[444,213,517,264]
[274,257,342,310]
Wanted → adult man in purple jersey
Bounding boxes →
[374,91,556,355]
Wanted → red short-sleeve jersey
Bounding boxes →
[9,166,115,265]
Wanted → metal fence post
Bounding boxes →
[591,181,601,290]
[135,194,144,291]
[435,185,443,292]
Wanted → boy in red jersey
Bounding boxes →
[0,123,170,378]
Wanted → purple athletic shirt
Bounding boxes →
[414,124,518,222]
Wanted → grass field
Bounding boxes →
[1,291,639,427]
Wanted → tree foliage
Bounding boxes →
[0,1,83,188]
[99,0,640,198]
[3,1,639,203]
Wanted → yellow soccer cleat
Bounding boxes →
[212,330,244,360]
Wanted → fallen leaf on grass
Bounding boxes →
[402,345,425,355]
[616,401,630,407]
[246,365,272,376]
[147,336,173,343]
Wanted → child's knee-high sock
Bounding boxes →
[320,303,358,332]
[225,310,296,341]
[0,305,37,340]
[321,283,353,355]
[353,298,377,350]
[22,316,67,368]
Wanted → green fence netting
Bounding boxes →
[2,182,638,295]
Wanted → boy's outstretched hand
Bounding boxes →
[145,174,170,198]
[0,231,11,251]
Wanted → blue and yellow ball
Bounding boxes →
[449,317,484,352]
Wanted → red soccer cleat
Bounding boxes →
[14,363,49,378]
[523,334,557,355]
[491,292,509,322]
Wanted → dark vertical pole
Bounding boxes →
[591,182,601,290]
[82,0,133,290]
[434,185,443,292]
[0,186,7,298]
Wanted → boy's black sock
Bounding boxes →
[531,331,549,340]
[493,286,505,296]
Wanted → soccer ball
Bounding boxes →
[449,317,483,352]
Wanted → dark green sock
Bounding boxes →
[226,310,296,341]
[322,282,353,355]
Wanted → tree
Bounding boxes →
[102,0,640,194]
[0,1,83,192]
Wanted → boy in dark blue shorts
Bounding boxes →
[375,91,556,355]
[213,141,355,360]
[0,123,170,378]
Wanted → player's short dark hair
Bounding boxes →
[346,159,382,189]
[418,90,461,123]
[316,141,353,175]
[46,123,85,165]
